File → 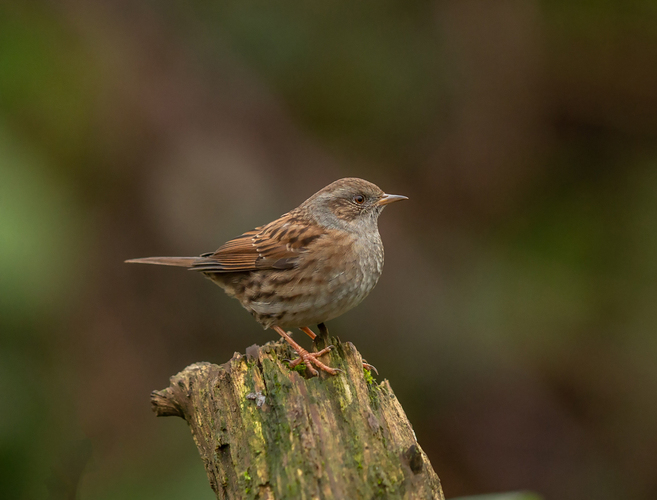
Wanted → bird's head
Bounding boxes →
[303,178,408,231]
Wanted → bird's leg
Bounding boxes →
[272,325,341,376]
[316,322,377,375]
[300,326,316,340]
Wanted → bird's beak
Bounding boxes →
[377,193,409,206]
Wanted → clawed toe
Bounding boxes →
[285,357,302,368]
[301,350,341,376]
[363,360,378,375]
[285,348,340,376]
[273,325,341,376]
[314,345,335,357]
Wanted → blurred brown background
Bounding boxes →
[2,1,657,499]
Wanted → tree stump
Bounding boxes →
[151,334,445,500]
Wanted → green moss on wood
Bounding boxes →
[152,337,443,500]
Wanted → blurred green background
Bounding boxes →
[2,1,657,499]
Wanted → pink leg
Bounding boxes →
[300,326,317,340]
[272,325,341,376]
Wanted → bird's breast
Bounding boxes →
[313,229,384,320]
[210,229,385,329]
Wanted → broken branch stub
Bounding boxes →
[151,337,444,499]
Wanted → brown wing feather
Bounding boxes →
[191,212,324,273]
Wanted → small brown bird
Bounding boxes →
[126,178,407,375]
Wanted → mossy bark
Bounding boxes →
[151,335,444,500]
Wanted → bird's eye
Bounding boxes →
[353,194,365,205]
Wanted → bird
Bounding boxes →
[126,178,407,376]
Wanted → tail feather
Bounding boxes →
[125,256,197,268]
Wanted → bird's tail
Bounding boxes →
[124,256,198,268]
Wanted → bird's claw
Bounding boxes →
[272,325,341,376]
[314,344,335,356]
[363,360,379,375]
[290,347,340,376]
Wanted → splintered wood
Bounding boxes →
[151,337,444,500]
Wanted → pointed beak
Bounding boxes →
[377,193,408,206]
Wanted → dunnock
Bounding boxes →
[126,178,407,375]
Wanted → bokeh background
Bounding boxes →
[2,1,657,499]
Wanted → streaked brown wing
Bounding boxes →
[191,212,324,273]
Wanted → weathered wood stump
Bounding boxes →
[151,334,444,500]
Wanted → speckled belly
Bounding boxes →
[207,237,384,329]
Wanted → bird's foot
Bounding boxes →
[273,325,342,376]
[287,345,342,376]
